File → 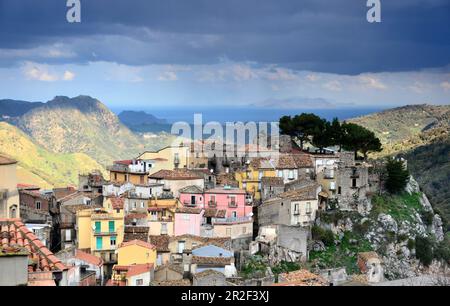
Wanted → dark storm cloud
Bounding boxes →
[0,0,449,73]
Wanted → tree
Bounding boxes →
[311,120,333,152]
[342,122,382,160]
[329,117,343,150]
[279,113,323,149]
[385,158,410,194]
[415,236,433,267]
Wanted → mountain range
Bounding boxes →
[0,95,174,187]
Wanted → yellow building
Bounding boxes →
[147,198,178,236]
[0,155,19,218]
[107,160,149,185]
[137,145,190,174]
[117,239,157,266]
[76,207,124,265]
[235,157,276,201]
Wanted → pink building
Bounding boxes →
[179,185,251,219]
[174,207,204,236]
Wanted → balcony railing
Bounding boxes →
[93,231,117,236]
[212,216,252,224]
[183,200,197,207]
[208,201,217,208]
[228,201,237,208]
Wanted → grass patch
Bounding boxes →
[370,192,424,222]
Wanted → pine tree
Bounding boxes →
[385,158,410,194]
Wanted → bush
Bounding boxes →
[407,239,415,250]
[311,225,335,247]
[434,237,450,264]
[415,236,433,266]
[420,211,434,227]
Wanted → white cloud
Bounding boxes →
[440,81,450,91]
[306,74,319,82]
[359,75,387,90]
[158,71,178,81]
[23,62,58,82]
[323,80,342,91]
[63,70,75,81]
[231,64,258,81]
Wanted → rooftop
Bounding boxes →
[0,219,67,272]
[119,239,155,250]
[275,269,328,286]
[0,154,17,165]
[75,249,103,266]
[149,235,170,252]
[149,169,203,180]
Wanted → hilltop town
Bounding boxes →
[1,123,448,286]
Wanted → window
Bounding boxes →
[352,178,357,188]
[109,221,115,232]
[86,200,91,206]
[141,201,145,208]
[161,223,168,235]
[114,173,117,180]
[183,215,190,221]
[288,170,294,180]
[110,236,116,246]
[178,241,185,253]
[96,237,103,250]
[136,279,143,286]
[95,221,101,233]
[231,211,237,218]
[140,176,145,184]
[338,186,342,195]
[133,202,137,209]
[306,202,312,214]
[294,203,299,214]
[226,228,232,236]
[258,171,263,179]
[36,201,41,210]
[65,229,71,241]
[277,170,283,177]
[124,174,128,182]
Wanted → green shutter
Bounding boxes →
[96,237,103,250]
[109,221,115,232]
[95,221,101,233]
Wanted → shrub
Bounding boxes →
[311,225,335,247]
[385,158,409,194]
[415,236,433,267]
[420,211,434,227]
[407,239,415,250]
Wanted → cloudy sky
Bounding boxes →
[0,0,449,109]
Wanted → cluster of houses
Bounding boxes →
[0,135,380,286]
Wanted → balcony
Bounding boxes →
[183,200,197,207]
[93,231,117,236]
[212,216,252,224]
[208,201,217,208]
[228,201,237,208]
[293,210,300,216]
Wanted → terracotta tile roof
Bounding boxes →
[179,185,204,194]
[250,157,276,170]
[17,183,40,190]
[0,219,67,272]
[149,169,202,180]
[261,177,284,187]
[192,255,232,266]
[75,249,103,266]
[194,269,225,278]
[176,207,203,214]
[277,184,319,201]
[151,279,191,286]
[203,208,227,218]
[108,196,125,209]
[291,153,314,168]
[63,204,96,214]
[126,263,154,278]
[28,272,56,286]
[276,269,328,286]
[155,263,183,274]
[114,160,133,165]
[215,173,239,187]
[0,154,17,165]
[149,235,170,252]
[53,187,77,201]
[169,235,231,250]
[124,226,149,242]
[119,239,155,250]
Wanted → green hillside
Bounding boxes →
[0,121,105,187]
